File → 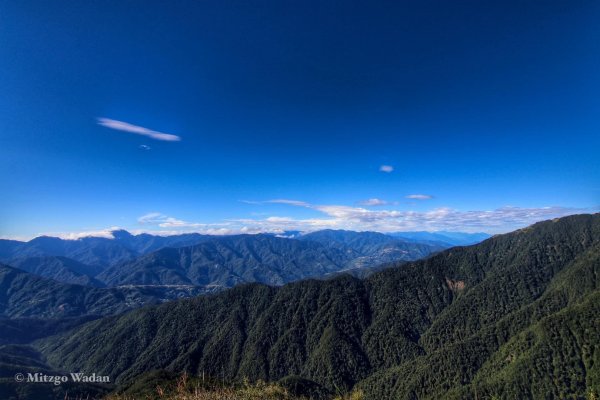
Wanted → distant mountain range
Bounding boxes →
[389,230,490,246]
[0,230,214,268]
[0,229,457,289]
[16,213,596,399]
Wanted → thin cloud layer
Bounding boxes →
[267,199,311,207]
[358,198,389,206]
[137,212,204,228]
[32,204,592,241]
[379,165,394,173]
[406,194,433,200]
[131,203,588,237]
[97,118,181,142]
[39,227,123,240]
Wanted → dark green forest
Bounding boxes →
[19,213,596,399]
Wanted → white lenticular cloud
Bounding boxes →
[406,194,433,200]
[97,118,181,142]
[379,165,394,173]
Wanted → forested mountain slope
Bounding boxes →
[97,233,442,287]
[299,229,443,269]
[35,214,600,398]
[1,230,443,288]
[96,234,353,286]
[9,256,104,287]
[0,264,209,318]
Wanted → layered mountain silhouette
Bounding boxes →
[18,213,598,399]
[98,233,443,287]
[0,231,214,269]
[299,229,440,267]
[0,230,447,288]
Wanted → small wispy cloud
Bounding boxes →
[139,144,151,150]
[137,212,164,224]
[239,200,265,205]
[358,198,389,206]
[406,194,433,200]
[138,212,203,228]
[97,118,181,142]
[267,199,311,207]
[379,165,394,173]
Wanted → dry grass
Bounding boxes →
[103,373,364,400]
[105,383,299,399]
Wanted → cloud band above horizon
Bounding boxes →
[27,203,594,241]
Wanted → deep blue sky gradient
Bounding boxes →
[1,0,598,237]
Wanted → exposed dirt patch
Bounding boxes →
[445,277,465,292]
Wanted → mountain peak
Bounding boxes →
[110,229,134,240]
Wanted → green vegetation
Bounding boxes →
[10,256,105,287]
[97,233,440,287]
[6,214,600,398]
[2,230,442,288]
[0,263,210,318]
[32,215,600,399]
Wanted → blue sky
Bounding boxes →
[1,0,599,239]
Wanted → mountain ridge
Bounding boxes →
[97,233,443,287]
[2,230,447,289]
[33,213,600,398]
